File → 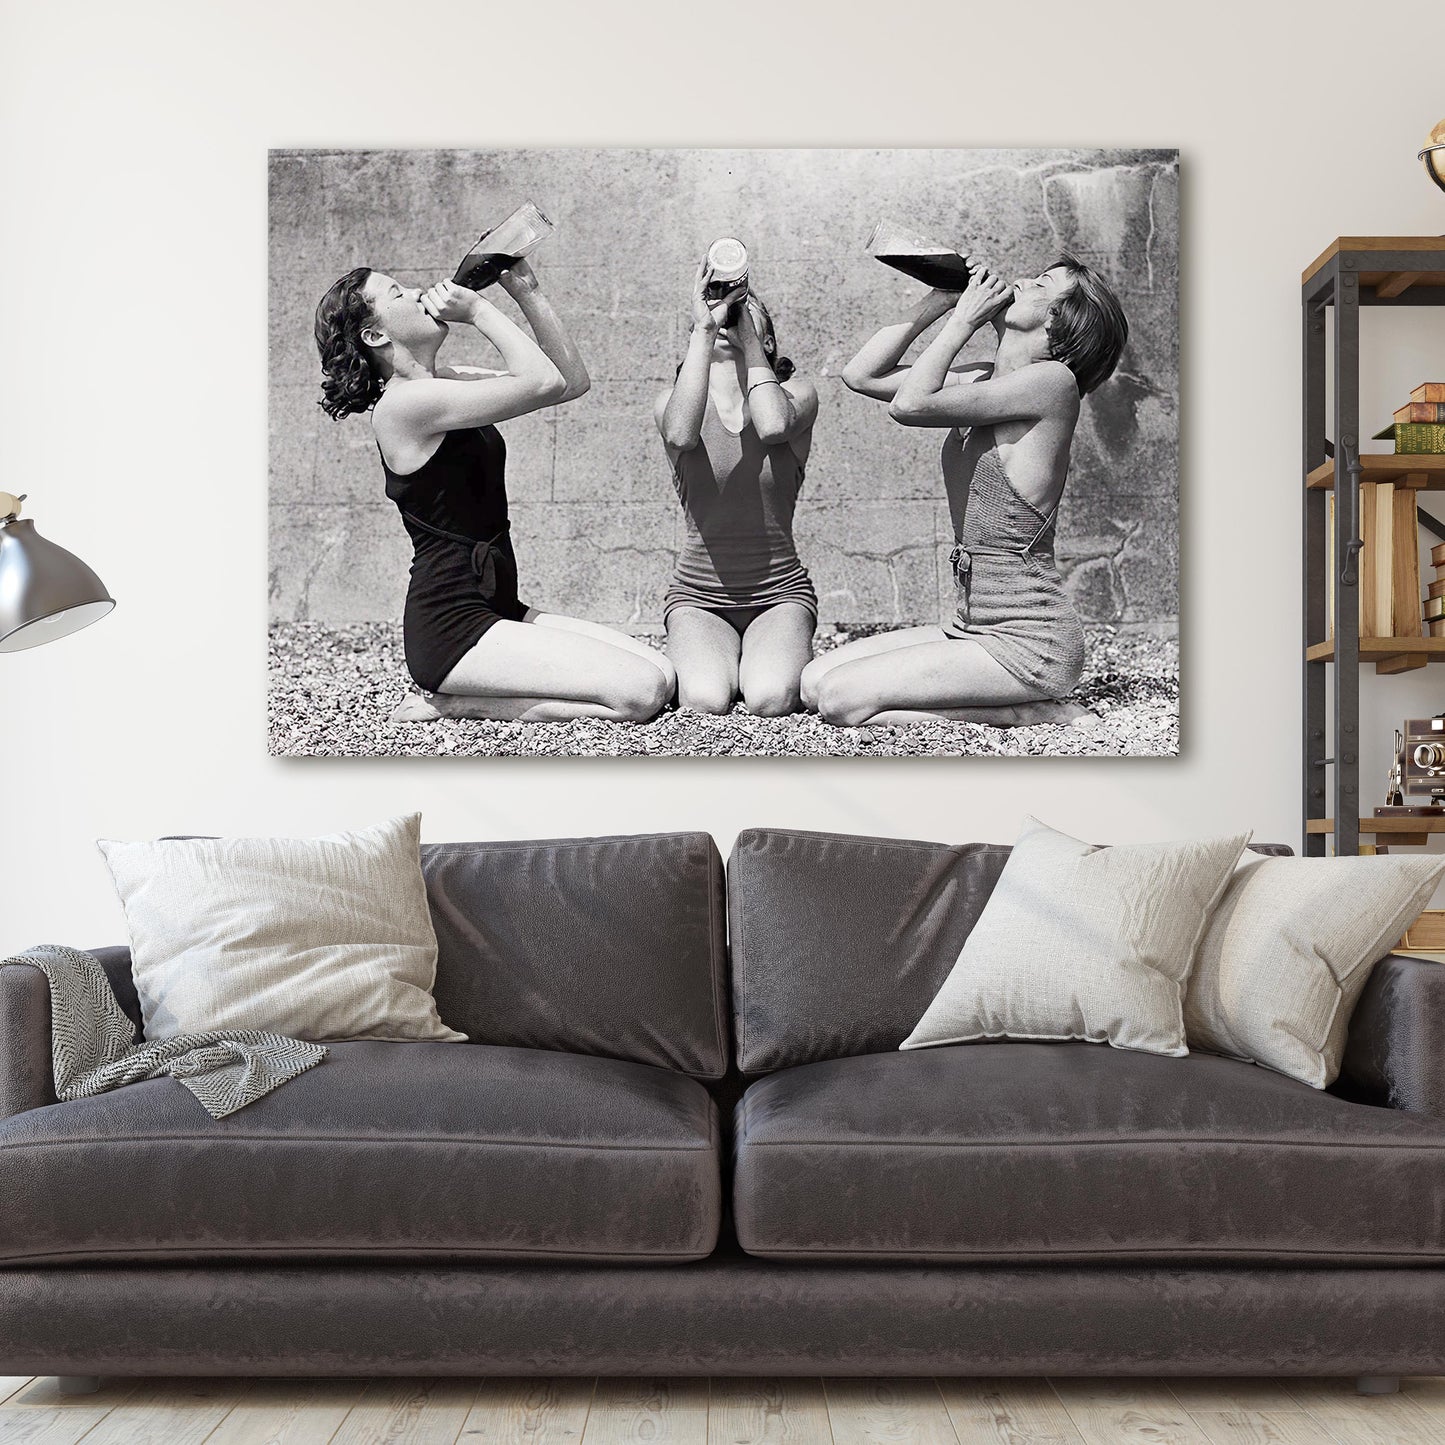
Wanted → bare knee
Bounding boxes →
[678,677,736,715]
[610,665,671,722]
[744,679,802,717]
[815,674,874,728]
[799,658,827,711]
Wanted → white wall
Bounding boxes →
[1,0,1442,948]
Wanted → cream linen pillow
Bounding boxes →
[900,816,1251,1057]
[97,813,465,1043]
[1184,852,1445,1088]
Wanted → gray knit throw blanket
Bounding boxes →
[1,944,327,1118]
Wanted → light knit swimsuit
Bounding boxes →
[940,423,1085,698]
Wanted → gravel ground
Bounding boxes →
[268,622,1178,759]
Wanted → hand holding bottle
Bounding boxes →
[498,257,540,298]
[691,258,746,334]
[951,265,1013,330]
[420,279,486,324]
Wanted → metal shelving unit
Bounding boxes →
[1302,237,1445,855]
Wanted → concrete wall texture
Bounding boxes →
[268,147,1178,630]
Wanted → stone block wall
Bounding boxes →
[269,147,1178,630]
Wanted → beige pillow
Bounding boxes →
[1185,852,1445,1088]
[900,816,1251,1057]
[98,813,464,1043]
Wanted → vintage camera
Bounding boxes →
[1386,717,1445,811]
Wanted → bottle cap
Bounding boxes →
[706,237,749,283]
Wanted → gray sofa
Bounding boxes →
[1,827,1443,1385]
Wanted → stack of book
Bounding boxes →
[1326,479,1423,638]
[1373,381,1445,454]
[1426,542,1445,636]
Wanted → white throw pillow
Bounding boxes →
[900,816,1251,1057]
[1184,852,1445,1088]
[97,813,465,1043]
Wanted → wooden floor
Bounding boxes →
[1,1375,1444,1444]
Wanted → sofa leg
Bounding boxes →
[57,1376,101,1395]
[1356,1376,1400,1395]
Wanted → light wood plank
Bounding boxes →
[330,1378,479,1445]
[1305,455,1445,491]
[1394,1377,1445,1403]
[1049,1379,1211,1445]
[8,1376,140,1411]
[76,1377,255,1445]
[0,1406,112,1444]
[824,1378,960,1444]
[1307,815,1445,835]
[1305,636,1445,664]
[0,1378,36,1404]
[460,1377,594,1444]
[1376,273,1423,299]
[1282,1377,1445,1441]
[937,1377,1084,1442]
[707,1377,832,1445]
[1301,236,1445,286]
[582,1378,708,1445]
[1167,1382,1312,1414]
[204,1378,368,1444]
[1185,1410,1341,1445]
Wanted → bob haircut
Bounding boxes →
[315,267,384,420]
[1043,251,1129,396]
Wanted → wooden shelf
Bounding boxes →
[1307,636,1445,672]
[1307,454,1445,489]
[1306,820,1445,843]
[1301,236,1445,290]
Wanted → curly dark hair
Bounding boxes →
[1042,251,1129,397]
[315,267,385,420]
[674,291,796,382]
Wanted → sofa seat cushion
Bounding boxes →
[0,1042,720,1265]
[732,1043,1445,1264]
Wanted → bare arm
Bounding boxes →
[659,258,742,450]
[660,326,715,451]
[891,271,1079,427]
[891,331,1077,428]
[498,259,591,403]
[732,311,818,444]
[384,284,566,436]
[841,289,959,402]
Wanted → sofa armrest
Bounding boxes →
[1339,954,1445,1117]
[0,960,56,1119]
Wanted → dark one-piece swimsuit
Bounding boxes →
[378,425,530,693]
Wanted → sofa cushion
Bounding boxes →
[1186,851,1445,1088]
[727,828,1293,1074]
[732,1043,1445,1263]
[98,814,463,1044]
[900,816,1249,1058]
[423,833,728,1078]
[0,1042,720,1265]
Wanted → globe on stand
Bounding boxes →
[1421,119,1445,195]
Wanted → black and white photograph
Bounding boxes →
[269,147,1180,757]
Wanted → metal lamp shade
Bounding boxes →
[0,518,115,652]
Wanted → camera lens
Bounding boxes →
[1414,742,1445,771]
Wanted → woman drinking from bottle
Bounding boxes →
[802,251,1127,728]
[655,252,819,715]
[315,258,675,723]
